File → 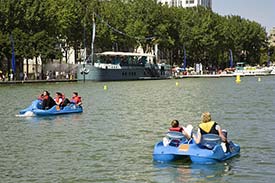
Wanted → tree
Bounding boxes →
[0,0,270,73]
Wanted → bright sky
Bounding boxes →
[212,0,275,33]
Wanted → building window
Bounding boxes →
[172,0,175,6]
[186,0,194,4]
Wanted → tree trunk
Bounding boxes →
[26,59,29,75]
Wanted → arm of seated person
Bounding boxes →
[192,128,202,144]
[218,128,227,142]
[216,125,227,142]
[76,101,82,106]
[182,130,191,140]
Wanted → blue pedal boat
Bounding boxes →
[153,132,240,164]
[19,99,83,116]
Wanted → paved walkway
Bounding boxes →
[0,79,78,85]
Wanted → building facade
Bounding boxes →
[22,44,77,80]
[157,0,212,8]
[269,27,275,47]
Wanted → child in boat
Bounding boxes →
[54,92,63,106]
[70,92,82,106]
[169,120,192,140]
[54,92,70,107]
[163,120,193,146]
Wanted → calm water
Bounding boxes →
[0,76,274,183]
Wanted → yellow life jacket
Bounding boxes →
[199,121,218,134]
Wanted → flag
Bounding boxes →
[10,34,16,73]
[92,20,96,45]
[229,49,233,68]
[183,46,186,70]
[91,15,96,64]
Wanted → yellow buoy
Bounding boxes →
[176,81,179,86]
[235,75,241,83]
[104,85,108,90]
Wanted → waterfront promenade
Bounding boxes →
[0,79,77,85]
[1,72,274,84]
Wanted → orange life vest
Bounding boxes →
[71,96,81,104]
[169,127,183,132]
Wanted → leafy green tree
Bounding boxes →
[0,0,270,75]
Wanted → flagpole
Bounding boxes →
[267,49,271,67]
[81,9,87,83]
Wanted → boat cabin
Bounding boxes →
[93,51,155,69]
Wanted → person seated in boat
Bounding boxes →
[163,120,192,146]
[54,92,70,107]
[37,93,44,100]
[70,92,82,106]
[169,120,192,140]
[113,56,120,64]
[41,91,56,110]
[54,92,63,106]
[192,112,230,151]
[61,93,71,107]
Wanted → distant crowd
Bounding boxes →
[0,70,76,82]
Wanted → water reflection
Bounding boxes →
[153,161,231,183]
[19,113,82,123]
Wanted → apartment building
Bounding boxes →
[157,0,212,9]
